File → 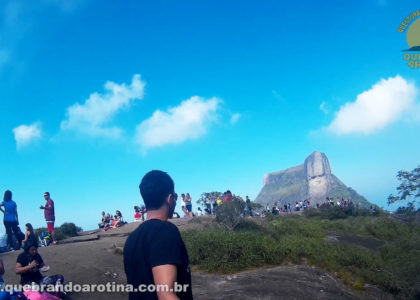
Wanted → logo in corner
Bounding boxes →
[398,9,420,69]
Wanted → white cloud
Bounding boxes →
[13,122,42,149]
[230,113,241,124]
[328,75,418,135]
[61,74,145,138]
[135,96,220,150]
[320,101,328,114]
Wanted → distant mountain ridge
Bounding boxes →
[255,151,372,208]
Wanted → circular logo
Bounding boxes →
[407,18,420,50]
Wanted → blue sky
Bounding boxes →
[0,0,419,231]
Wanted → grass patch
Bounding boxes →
[182,229,282,273]
[182,215,420,297]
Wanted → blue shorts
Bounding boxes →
[186,204,192,212]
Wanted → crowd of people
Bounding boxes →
[0,170,374,300]
[97,210,126,231]
[263,197,357,216]
[95,190,242,225]
[323,196,354,208]
[95,192,362,226]
[0,191,57,251]
[0,190,65,299]
[267,199,312,215]
[0,177,367,300]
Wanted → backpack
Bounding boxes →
[39,232,52,247]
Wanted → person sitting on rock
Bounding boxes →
[98,211,107,228]
[134,206,142,222]
[16,243,64,288]
[112,210,125,228]
[102,213,112,231]
[22,223,38,249]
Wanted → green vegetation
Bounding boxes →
[182,210,420,298]
[215,198,246,230]
[35,222,82,241]
[304,203,378,219]
[388,165,420,212]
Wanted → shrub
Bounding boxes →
[35,222,82,241]
[353,277,365,291]
[305,204,372,220]
[215,199,246,230]
[58,222,82,237]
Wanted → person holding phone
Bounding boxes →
[16,243,64,287]
[40,192,56,245]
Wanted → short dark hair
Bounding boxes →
[24,241,38,253]
[139,170,174,210]
[3,190,12,202]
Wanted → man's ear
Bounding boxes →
[166,194,172,205]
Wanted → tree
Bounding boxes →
[388,166,420,210]
[215,197,246,230]
[196,191,223,208]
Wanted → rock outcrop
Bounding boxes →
[255,151,371,207]
[304,152,332,201]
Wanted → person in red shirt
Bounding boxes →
[40,192,56,245]
[223,190,233,202]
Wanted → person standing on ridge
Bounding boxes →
[124,170,193,300]
[40,192,56,245]
[0,190,23,250]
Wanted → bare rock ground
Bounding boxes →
[0,219,391,299]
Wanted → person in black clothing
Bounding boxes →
[245,196,253,217]
[124,170,192,300]
[16,243,64,287]
[22,223,37,249]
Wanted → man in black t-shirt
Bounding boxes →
[124,170,193,300]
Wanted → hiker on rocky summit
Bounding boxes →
[185,193,193,219]
[180,194,188,218]
[124,170,193,300]
[16,243,64,287]
[40,192,57,245]
[98,211,107,228]
[22,223,37,249]
[0,190,23,250]
[112,210,125,228]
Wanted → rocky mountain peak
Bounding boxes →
[255,151,371,208]
[304,151,331,180]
